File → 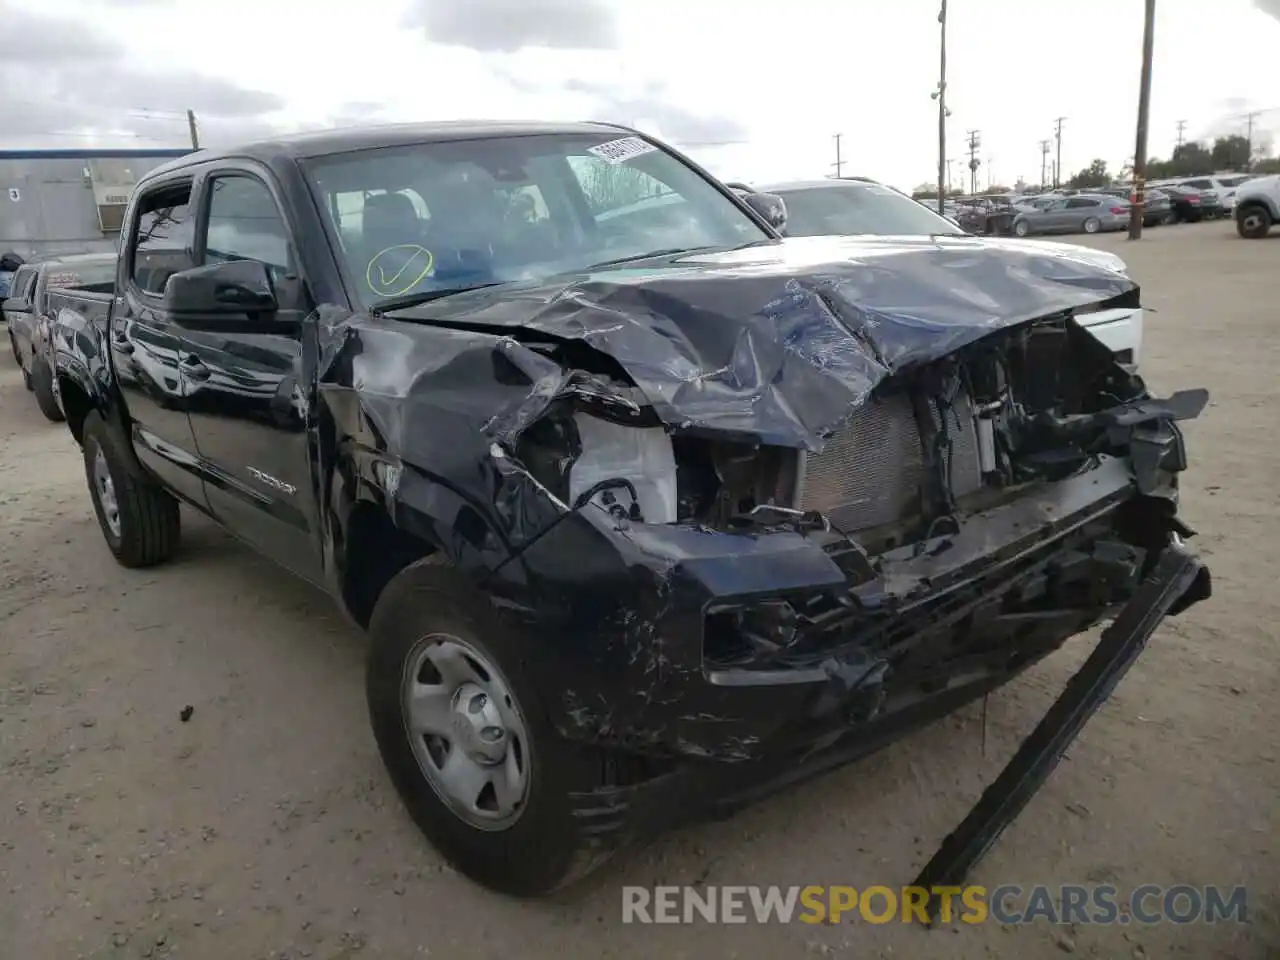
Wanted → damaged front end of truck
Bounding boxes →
[323,238,1211,888]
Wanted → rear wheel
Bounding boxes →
[82,411,181,567]
[366,559,616,896]
[30,358,64,423]
[1236,204,1272,239]
[1083,217,1101,234]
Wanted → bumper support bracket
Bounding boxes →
[912,543,1208,923]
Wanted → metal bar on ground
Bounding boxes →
[912,543,1206,924]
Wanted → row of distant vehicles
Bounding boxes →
[942,172,1275,238]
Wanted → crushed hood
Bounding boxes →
[385,234,1137,451]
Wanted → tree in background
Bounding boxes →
[1067,159,1110,189]
[1211,135,1252,171]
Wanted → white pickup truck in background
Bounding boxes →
[1234,175,1280,239]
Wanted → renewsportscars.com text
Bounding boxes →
[621,884,1250,925]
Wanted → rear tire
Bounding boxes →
[1236,204,1272,239]
[1083,217,1101,234]
[366,559,616,896]
[82,411,180,568]
[31,358,64,423]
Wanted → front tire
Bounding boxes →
[1236,204,1272,239]
[366,559,616,896]
[82,411,180,567]
[1013,219,1031,237]
[31,358,64,422]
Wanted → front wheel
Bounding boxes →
[1236,205,1272,239]
[1013,219,1031,237]
[366,559,618,896]
[82,411,181,567]
[30,358,64,423]
[1083,217,1101,234]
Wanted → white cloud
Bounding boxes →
[5,0,1280,191]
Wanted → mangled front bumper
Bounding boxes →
[505,452,1211,769]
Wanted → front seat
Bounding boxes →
[360,192,429,297]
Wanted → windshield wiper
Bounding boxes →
[585,247,713,270]
[586,238,776,271]
[371,283,503,315]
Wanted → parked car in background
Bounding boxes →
[1157,184,1209,223]
[762,178,1143,363]
[1233,174,1280,238]
[1176,175,1253,216]
[2,252,117,420]
[1011,194,1130,236]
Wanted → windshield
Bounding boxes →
[773,182,965,238]
[303,133,768,308]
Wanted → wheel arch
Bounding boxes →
[330,452,526,630]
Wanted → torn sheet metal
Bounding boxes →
[382,233,1138,450]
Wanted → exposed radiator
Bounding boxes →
[798,392,983,533]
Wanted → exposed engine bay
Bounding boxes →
[514,313,1187,551]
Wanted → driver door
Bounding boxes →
[179,167,324,583]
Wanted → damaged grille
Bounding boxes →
[798,392,982,532]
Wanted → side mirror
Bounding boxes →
[742,192,788,232]
[163,259,278,317]
[3,297,32,314]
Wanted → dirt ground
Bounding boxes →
[1,221,1276,960]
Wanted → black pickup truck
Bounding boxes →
[48,121,1211,898]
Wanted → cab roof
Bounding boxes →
[139,120,635,183]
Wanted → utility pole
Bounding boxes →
[935,0,948,214]
[966,129,981,195]
[1128,0,1157,240]
[1244,111,1260,167]
[1039,139,1051,188]
[1175,119,1187,147]
[1053,116,1067,186]
[831,133,844,178]
[186,109,200,149]
[946,157,956,192]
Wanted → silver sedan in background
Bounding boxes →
[1012,194,1131,236]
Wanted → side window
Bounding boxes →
[1066,198,1098,209]
[202,176,293,283]
[132,184,194,296]
[1184,179,1211,189]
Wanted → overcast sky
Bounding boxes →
[3,0,1280,190]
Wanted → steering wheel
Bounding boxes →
[366,244,435,298]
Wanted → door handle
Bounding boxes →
[179,354,211,380]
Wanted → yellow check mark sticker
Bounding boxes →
[366,245,435,297]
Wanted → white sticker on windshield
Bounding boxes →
[587,136,658,165]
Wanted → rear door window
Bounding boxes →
[1066,197,1099,208]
